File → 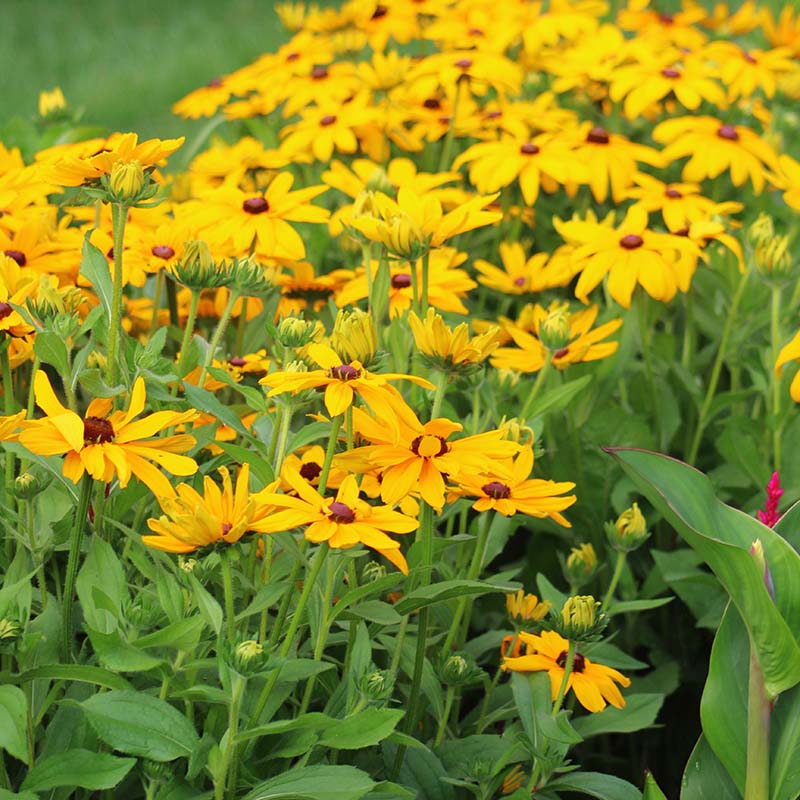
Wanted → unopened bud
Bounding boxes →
[39,87,66,118]
[14,472,41,499]
[750,539,775,601]
[109,160,145,202]
[606,502,649,552]
[539,303,572,351]
[566,542,598,587]
[276,316,315,348]
[555,595,607,641]
[366,167,394,195]
[330,308,378,365]
[438,651,482,686]
[171,240,231,290]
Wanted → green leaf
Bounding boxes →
[383,741,455,800]
[607,597,673,616]
[285,421,331,453]
[34,331,70,375]
[329,574,404,624]
[340,600,402,626]
[183,382,248,436]
[0,789,38,800]
[606,448,800,696]
[189,573,223,635]
[573,694,664,738]
[319,708,405,750]
[681,734,741,800]
[510,672,550,748]
[243,765,375,800]
[530,374,592,418]
[394,579,512,615]
[82,690,200,761]
[771,684,800,800]
[0,685,28,763]
[76,535,128,631]
[546,771,641,800]
[86,627,164,672]
[21,749,136,792]
[80,236,113,318]
[8,664,133,691]
[642,771,668,800]
[134,616,205,650]
[235,583,292,623]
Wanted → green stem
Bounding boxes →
[273,403,293,472]
[770,284,782,472]
[552,639,576,715]
[430,370,448,421]
[687,268,749,464]
[421,249,430,315]
[434,685,456,747]
[250,543,329,725]
[744,649,770,800]
[234,298,249,357]
[198,289,240,388]
[106,202,129,388]
[215,673,245,800]
[519,352,552,422]
[475,631,518,734]
[438,77,463,172]
[150,268,165,336]
[221,550,236,645]
[600,550,626,613]
[173,289,201,387]
[2,344,16,563]
[27,498,47,609]
[317,415,343,496]
[362,242,374,316]
[61,475,93,661]
[441,511,493,657]
[637,293,662,449]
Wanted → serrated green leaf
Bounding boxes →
[21,749,135,792]
[319,708,405,750]
[0,685,28,763]
[243,764,375,800]
[86,627,164,672]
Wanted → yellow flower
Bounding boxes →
[451,446,576,525]
[252,470,419,574]
[506,590,552,624]
[653,115,779,194]
[774,154,800,211]
[19,373,198,498]
[708,41,797,101]
[503,630,630,713]
[143,464,277,553]
[39,87,66,117]
[555,205,701,308]
[776,330,800,403]
[408,309,500,370]
[109,160,145,201]
[474,242,571,295]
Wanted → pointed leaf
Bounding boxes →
[21,749,135,792]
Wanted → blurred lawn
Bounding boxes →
[1,0,286,139]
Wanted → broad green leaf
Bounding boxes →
[774,499,800,555]
[394,579,513,615]
[546,771,641,800]
[285,421,331,453]
[183,382,248,435]
[340,600,402,626]
[21,749,135,792]
[34,331,70,375]
[82,690,199,761]
[9,664,133,691]
[510,672,550,748]
[243,764,375,800]
[0,685,28,763]
[363,781,416,800]
[382,741,455,800]
[318,708,405,749]
[80,237,113,318]
[681,734,741,799]
[134,616,205,650]
[86,627,164,672]
[76,535,128,631]
[573,693,664,738]
[237,712,336,744]
[438,735,522,779]
[530,374,592,418]
[643,771,668,800]
[0,790,38,800]
[189,573,223,635]
[607,597,673,616]
[235,583,291,623]
[329,574,404,624]
[606,448,800,696]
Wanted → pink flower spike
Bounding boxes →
[757,471,783,528]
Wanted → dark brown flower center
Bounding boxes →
[659,13,674,24]
[229,356,247,367]
[661,67,681,78]
[152,245,175,260]
[311,66,329,80]
[423,98,442,110]
[665,187,683,198]
[286,52,300,62]
[371,4,389,19]
[4,249,26,266]
[717,124,739,141]
[83,416,114,444]
[520,143,540,155]
[469,27,484,35]
[586,126,610,144]
[300,462,323,482]
[410,434,449,458]
[742,50,757,64]
[553,347,570,358]
[0,302,13,320]
[328,501,356,523]
[556,650,586,673]
[455,58,473,69]
[438,116,451,125]
[221,522,233,536]
[482,481,511,499]
[208,77,223,88]
[674,226,690,237]
[320,114,337,126]
[485,110,502,120]
[513,276,526,287]
[330,364,361,380]
[243,197,270,214]
[391,273,413,289]
[619,234,644,249]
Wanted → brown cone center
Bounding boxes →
[83,416,114,444]
[620,234,644,249]
[243,197,270,214]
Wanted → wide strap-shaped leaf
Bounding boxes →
[606,448,800,697]
[681,734,741,799]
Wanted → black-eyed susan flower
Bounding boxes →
[474,242,571,296]
[452,446,576,525]
[143,464,277,553]
[774,154,800,211]
[708,41,797,101]
[503,629,630,712]
[776,330,800,403]
[555,206,701,308]
[653,116,779,194]
[252,469,418,573]
[408,308,500,371]
[19,373,198,498]
[506,590,552,626]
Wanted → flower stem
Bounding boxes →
[475,631,518,734]
[171,289,201,397]
[600,550,626,613]
[519,352,552,422]
[421,249,430,315]
[2,344,16,562]
[249,543,329,725]
[430,370,448,421]
[106,202,129,388]
[637,293,662,449]
[687,268,749,464]
[221,550,236,645]
[27,498,47,609]
[149,268,165,336]
[272,403,293,473]
[438,77,463,172]
[215,673,245,800]
[318,415,343,495]
[552,639,576,715]
[61,475,93,661]
[434,685,456,747]
[744,649,770,800]
[198,289,240,388]
[770,284,783,472]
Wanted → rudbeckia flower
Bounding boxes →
[776,330,800,403]
[490,303,622,372]
[172,75,233,120]
[653,116,779,194]
[252,469,419,573]
[143,464,277,553]
[773,154,800,211]
[19,373,199,498]
[408,309,501,370]
[707,41,797,101]
[0,254,38,337]
[474,242,572,296]
[503,630,631,712]
[452,446,576,525]
[555,205,701,308]
[260,342,433,426]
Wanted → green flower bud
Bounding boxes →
[229,255,277,296]
[438,651,484,687]
[226,638,273,677]
[109,160,145,202]
[170,240,231,290]
[361,560,387,583]
[358,668,394,703]
[552,595,607,642]
[330,308,378,366]
[275,315,316,349]
[0,618,20,644]
[14,472,41,500]
[565,542,598,587]
[606,502,649,552]
[538,303,571,351]
[366,167,394,196]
